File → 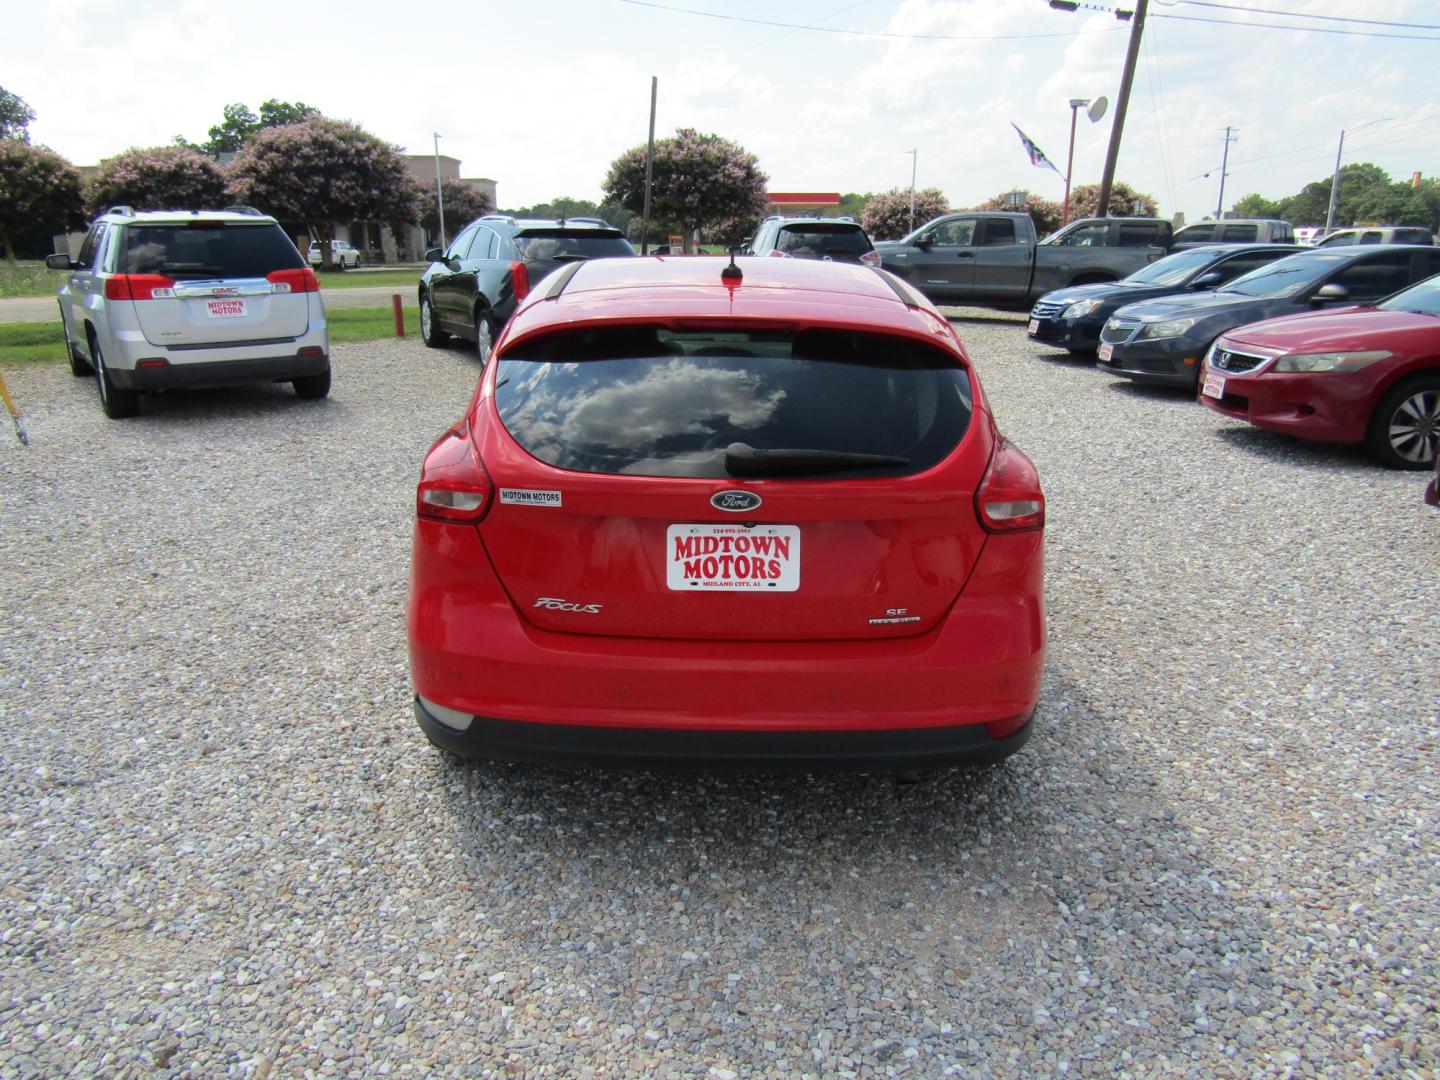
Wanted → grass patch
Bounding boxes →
[0,262,59,299]
[0,306,421,365]
[315,269,422,290]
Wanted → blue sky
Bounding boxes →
[12,0,1440,223]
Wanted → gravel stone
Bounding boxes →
[0,328,1436,1076]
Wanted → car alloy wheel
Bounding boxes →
[475,309,496,364]
[421,292,447,348]
[1368,376,1440,470]
[92,339,139,419]
[62,311,91,376]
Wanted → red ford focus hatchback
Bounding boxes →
[407,255,1045,770]
[1199,272,1440,469]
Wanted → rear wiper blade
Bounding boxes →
[725,441,909,475]
[550,254,590,263]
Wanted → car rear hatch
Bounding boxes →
[116,222,315,347]
[776,223,875,264]
[476,323,993,642]
[512,227,634,290]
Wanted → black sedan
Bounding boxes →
[1097,246,1440,389]
[1027,244,1298,354]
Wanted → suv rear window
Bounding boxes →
[776,225,873,257]
[512,230,633,262]
[495,327,973,479]
[115,223,304,279]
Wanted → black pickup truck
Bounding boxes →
[874,212,1172,307]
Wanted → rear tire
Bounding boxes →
[92,339,139,419]
[420,291,447,348]
[1365,376,1440,470]
[474,307,497,364]
[293,367,331,400]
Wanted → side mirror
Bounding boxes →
[423,247,444,263]
[1190,271,1223,289]
[913,235,933,251]
[45,253,75,270]
[1311,283,1350,305]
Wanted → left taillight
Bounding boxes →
[976,436,1044,533]
[510,261,531,302]
[416,426,492,524]
[104,274,176,301]
[267,267,320,293]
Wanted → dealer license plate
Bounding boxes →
[1097,343,1114,363]
[666,524,800,592]
[206,298,247,318]
[1027,318,1039,334]
[1202,373,1226,399]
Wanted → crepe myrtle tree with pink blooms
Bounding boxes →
[861,187,951,241]
[85,146,228,215]
[227,117,421,270]
[603,128,768,252]
[0,140,85,263]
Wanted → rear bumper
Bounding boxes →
[408,522,1045,770]
[416,698,1032,771]
[111,351,329,390]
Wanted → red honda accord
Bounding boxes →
[407,255,1045,770]
[1199,273,1440,469]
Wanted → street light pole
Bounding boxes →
[432,132,446,251]
[1063,99,1086,226]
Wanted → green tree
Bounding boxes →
[226,117,420,269]
[86,146,228,213]
[507,197,635,235]
[1069,181,1157,219]
[603,128,768,252]
[1229,193,1283,219]
[973,191,1064,237]
[861,187,949,240]
[202,100,320,156]
[421,179,493,234]
[838,191,874,220]
[0,86,36,142]
[0,141,85,262]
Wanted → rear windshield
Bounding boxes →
[513,230,634,263]
[776,225,873,257]
[495,327,973,479]
[115,223,304,279]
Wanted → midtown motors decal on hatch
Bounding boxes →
[499,488,562,507]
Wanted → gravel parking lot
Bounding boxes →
[2,326,1436,1078]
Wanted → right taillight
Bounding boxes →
[860,251,882,267]
[416,426,492,524]
[510,261,531,302]
[976,436,1045,533]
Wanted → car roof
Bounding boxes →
[97,207,279,225]
[504,257,957,349]
[1179,243,1301,255]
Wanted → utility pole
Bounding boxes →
[1215,127,1237,218]
[1096,0,1147,217]
[432,133,446,250]
[640,77,657,255]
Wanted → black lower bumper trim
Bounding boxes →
[113,353,328,390]
[414,698,1033,773]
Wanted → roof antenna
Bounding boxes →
[721,247,743,283]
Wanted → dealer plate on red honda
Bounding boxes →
[666,524,799,592]
[206,298,247,318]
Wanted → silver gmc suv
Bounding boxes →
[48,206,330,418]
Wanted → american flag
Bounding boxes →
[1011,123,1062,177]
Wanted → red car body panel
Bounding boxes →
[1200,306,1440,444]
[407,257,1045,767]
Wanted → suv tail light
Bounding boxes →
[510,261,531,302]
[267,268,320,293]
[860,251,882,267]
[976,437,1044,533]
[767,250,793,258]
[416,427,493,524]
[104,274,176,301]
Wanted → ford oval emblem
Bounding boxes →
[711,490,762,512]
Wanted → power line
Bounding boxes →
[1163,0,1440,32]
[1149,11,1440,41]
[618,0,1126,40]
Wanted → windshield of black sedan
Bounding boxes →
[1125,249,1222,286]
[1377,274,1440,315]
[1218,253,1346,298]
